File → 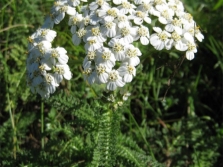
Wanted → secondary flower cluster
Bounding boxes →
[26,28,72,98]
[27,0,204,97]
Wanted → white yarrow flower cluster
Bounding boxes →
[27,0,204,97]
[27,29,72,98]
[67,0,203,91]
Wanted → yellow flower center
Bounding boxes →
[96,65,106,74]
[92,27,100,36]
[51,50,59,58]
[107,9,117,18]
[138,27,148,37]
[76,28,86,38]
[127,65,134,74]
[136,11,145,18]
[113,43,124,52]
[121,27,130,37]
[158,32,168,41]
[109,71,118,81]
[127,48,137,58]
[102,51,111,60]
[171,31,181,41]
[89,39,96,45]
[45,74,53,83]
[105,22,113,29]
[87,51,96,60]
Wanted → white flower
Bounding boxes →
[135,25,150,45]
[106,70,125,90]
[118,63,136,83]
[52,64,72,84]
[84,36,103,51]
[115,14,130,28]
[44,73,59,94]
[37,41,52,52]
[108,38,126,61]
[35,28,57,42]
[130,10,151,25]
[154,0,167,8]
[137,1,160,16]
[116,24,138,44]
[117,0,136,15]
[51,0,67,12]
[167,0,184,16]
[181,12,194,25]
[29,41,52,55]
[194,26,204,42]
[96,47,116,68]
[79,16,91,28]
[33,73,59,98]
[170,31,187,51]
[185,41,197,60]
[38,59,52,75]
[83,51,96,68]
[124,44,142,66]
[72,28,86,45]
[84,71,97,85]
[98,7,119,22]
[101,21,117,38]
[89,11,102,25]
[86,50,97,61]
[47,47,69,65]
[183,24,204,42]
[27,33,39,51]
[150,27,171,50]
[156,5,174,24]
[69,13,83,33]
[165,18,183,34]
[27,29,56,50]
[89,0,110,11]
[85,26,106,43]
[82,61,96,84]
[95,64,111,83]
[51,2,76,24]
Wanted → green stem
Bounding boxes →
[41,100,44,149]
[92,105,115,166]
[7,89,17,159]
[127,109,156,161]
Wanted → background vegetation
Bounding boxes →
[0,0,222,166]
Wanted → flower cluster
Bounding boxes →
[26,28,72,98]
[27,0,204,97]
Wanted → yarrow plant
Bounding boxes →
[27,0,204,98]
[25,0,204,165]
